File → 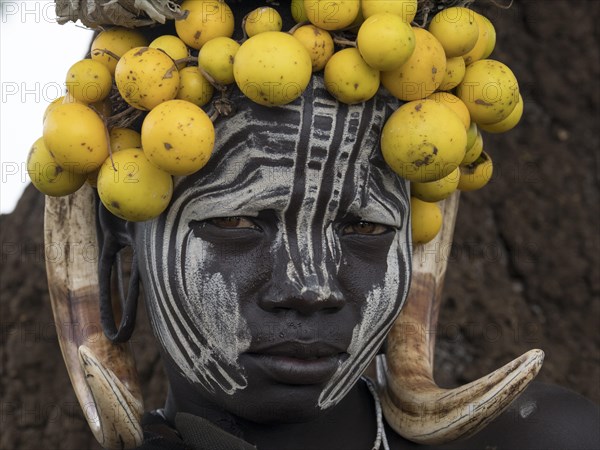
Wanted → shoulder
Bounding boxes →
[385,382,600,450]
[447,382,599,450]
[135,410,190,450]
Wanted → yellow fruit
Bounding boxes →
[324,47,380,104]
[44,98,65,123]
[97,148,173,222]
[480,15,496,59]
[43,103,109,174]
[91,125,135,188]
[426,92,470,130]
[438,56,466,91]
[43,96,81,123]
[149,35,189,70]
[357,13,415,71]
[234,32,312,106]
[456,59,519,124]
[458,151,493,191]
[62,92,81,104]
[479,93,524,133]
[462,12,492,65]
[466,121,478,149]
[115,47,180,111]
[291,0,309,22]
[66,59,113,103]
[381,99,467,183]
[411,167,459,203]
[304,0,360,31]
[110,128,142,152]
[381,28,446,101]
[198,37,240,85]
[245,7,282,37]
[91,28,148,75]
[177,66,215,107]
[428,7,479,57]
[175,0,234,49]
[410,197,442,245]
[27,137,86,196]
[361,0,417,23]
[141,100,215,176]
[461,130,483,165]
[292,25,335,72]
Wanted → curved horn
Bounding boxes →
[45,185,144,450]
[377,192,544,445]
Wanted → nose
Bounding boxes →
[259,279,345,316]
[259,213,347,316]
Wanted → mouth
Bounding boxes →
[243,342,349,385]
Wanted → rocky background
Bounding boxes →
[1,0,598,448]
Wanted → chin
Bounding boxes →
[221,382,332,424]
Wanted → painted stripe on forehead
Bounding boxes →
[310,102,360,274]
[173,108,299,200]
[282,88,313,283]
[336,98,376,215]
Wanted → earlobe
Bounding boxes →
[97,203,140,343]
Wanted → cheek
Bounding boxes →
[338,246,403,343]
[178,234,274,360]
[337,237,401,307]
[317,237,407,409]
[197,238,274,299]
[138,219,274,395]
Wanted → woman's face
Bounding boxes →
[133,80,411,422]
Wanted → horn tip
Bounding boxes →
[77,345,144,450]
[526,348,545,372]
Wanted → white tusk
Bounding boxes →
[45,185,144,449]
[79,345,144,449]
[377,192,544,445]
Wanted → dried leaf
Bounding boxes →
[55,0,187,29]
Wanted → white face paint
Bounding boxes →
[135,77,411,419]
[140,202,251,394]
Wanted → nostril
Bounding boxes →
[259,286,345,316]
[269,306,292,314]
[323,306,343,315]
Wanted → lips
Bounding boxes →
[243,342,349,385]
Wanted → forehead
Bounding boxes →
[171,79,408,225]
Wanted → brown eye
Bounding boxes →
[210,216,256,229]
[343,221,388,235]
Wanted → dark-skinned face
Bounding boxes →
[133,78,411,423]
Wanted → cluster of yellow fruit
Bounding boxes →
[27,24,219,221]
[26,0,523,234]
[367,5,522,245]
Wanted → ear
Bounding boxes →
[97,202,139,343]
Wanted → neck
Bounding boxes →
[164,379,380,450]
